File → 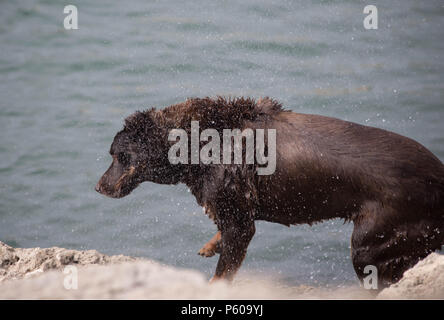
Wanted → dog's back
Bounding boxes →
[254,110,444,286]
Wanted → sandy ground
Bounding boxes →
[0,241,442,299]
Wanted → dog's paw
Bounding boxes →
[198,245,216,257]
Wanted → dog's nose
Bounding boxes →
[95,183,102,193]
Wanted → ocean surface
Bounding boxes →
[1,0,443,287]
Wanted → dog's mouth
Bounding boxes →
[95,166,138,198]
[95,185,129,199]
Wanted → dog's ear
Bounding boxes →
[124,108,157,137]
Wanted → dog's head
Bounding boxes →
[95,110,180,198]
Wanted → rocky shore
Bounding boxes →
[0,241,442,299]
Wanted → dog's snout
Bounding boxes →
[95,182,102,193]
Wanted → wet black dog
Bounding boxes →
[96,97,444,287]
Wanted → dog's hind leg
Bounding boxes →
[351,201,444,289]
[198,231,221,257]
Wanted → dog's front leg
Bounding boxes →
[198,231,221,257]
[210,220,255,282]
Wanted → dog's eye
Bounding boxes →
[118,152,130,166]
